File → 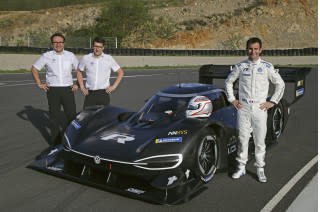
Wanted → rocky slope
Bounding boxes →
[0,0,317,49]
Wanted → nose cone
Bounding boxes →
[72,128,159,161]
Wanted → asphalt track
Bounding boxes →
[0,67,317,211]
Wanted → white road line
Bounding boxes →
[0,82,37,87]
[0,79,35,83]
[0,74,164,88]
[261,155,318,212]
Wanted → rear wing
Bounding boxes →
[199,65,311,105]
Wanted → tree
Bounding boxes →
[95,0,150,47]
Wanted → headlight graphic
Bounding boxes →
[133,154,183,170]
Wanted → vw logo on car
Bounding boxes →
[94,155,101,164]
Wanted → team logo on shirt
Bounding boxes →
[90,62,94,66]
[52,59,56,63]
[258,68,263,72]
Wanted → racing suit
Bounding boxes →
[225,58,285,168]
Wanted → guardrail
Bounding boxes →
[0,46,317,56]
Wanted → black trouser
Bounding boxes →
[83,89,110,109]
[46,87,76,145]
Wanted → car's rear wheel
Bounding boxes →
[267,103,284,141]
[195,129,219,183]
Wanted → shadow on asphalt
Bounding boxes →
[16,105,67,145]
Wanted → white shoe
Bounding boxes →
[257,168,267,183]
[232,168,246,179]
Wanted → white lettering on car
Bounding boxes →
[101,133,135,144]
[167,176,178,186]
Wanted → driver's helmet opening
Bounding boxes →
[137,95,191,122]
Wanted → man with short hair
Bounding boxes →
[225,37,285,183]
[31,32,79,145]
[77,36,124,108]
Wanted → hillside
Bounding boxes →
[0,0,317,49]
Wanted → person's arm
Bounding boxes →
[260,66,285,111]
[106,68,124,94]
[71,54,79,91]
[225,65,241,109]
[76,69,88,95]
[31,66,49,92]
[269,67,285,104]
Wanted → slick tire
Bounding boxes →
[195,129,219,183]
[267,102,284,141]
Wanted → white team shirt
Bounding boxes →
[33,50,79,87]
[78,53,120,90]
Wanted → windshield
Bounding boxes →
[136,95,191,122]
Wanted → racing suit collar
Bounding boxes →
[248,58,261,65]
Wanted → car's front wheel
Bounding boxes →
[195,129,219,183]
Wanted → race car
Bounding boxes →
[29,65,310,205]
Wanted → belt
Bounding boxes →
[89,89,105,92]
[241,98,261,104]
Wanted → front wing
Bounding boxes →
[28,145,205,205]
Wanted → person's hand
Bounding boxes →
[71,84,78,92]
[38,83,50,92]
[80,87,88,95]
[106,85,116,94]
[232,100,242,110]
[260,101,275,111]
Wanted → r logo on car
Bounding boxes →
[100,133,135,144]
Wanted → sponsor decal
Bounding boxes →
[296,88,304,97]
[71,120,81,129]
[242,68,249,72]
[155,137,182,143]
[126,188,145,195]
[168,130,188,136]
[258,68,263,72]
[101,133,135,144]
[90,62,94,66]
[94,155,101,164]
[243,74,251,76]
[297,80,304,87]
[167,176,178,186]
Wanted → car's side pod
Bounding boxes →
[199,65,311,106]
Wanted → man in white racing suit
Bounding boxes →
[225,37,285,183]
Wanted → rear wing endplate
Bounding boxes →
[199,64,311,105]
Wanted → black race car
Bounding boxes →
[29,65,310,205]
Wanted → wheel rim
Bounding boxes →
[272,107,283,138]
[198,135,217,175]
